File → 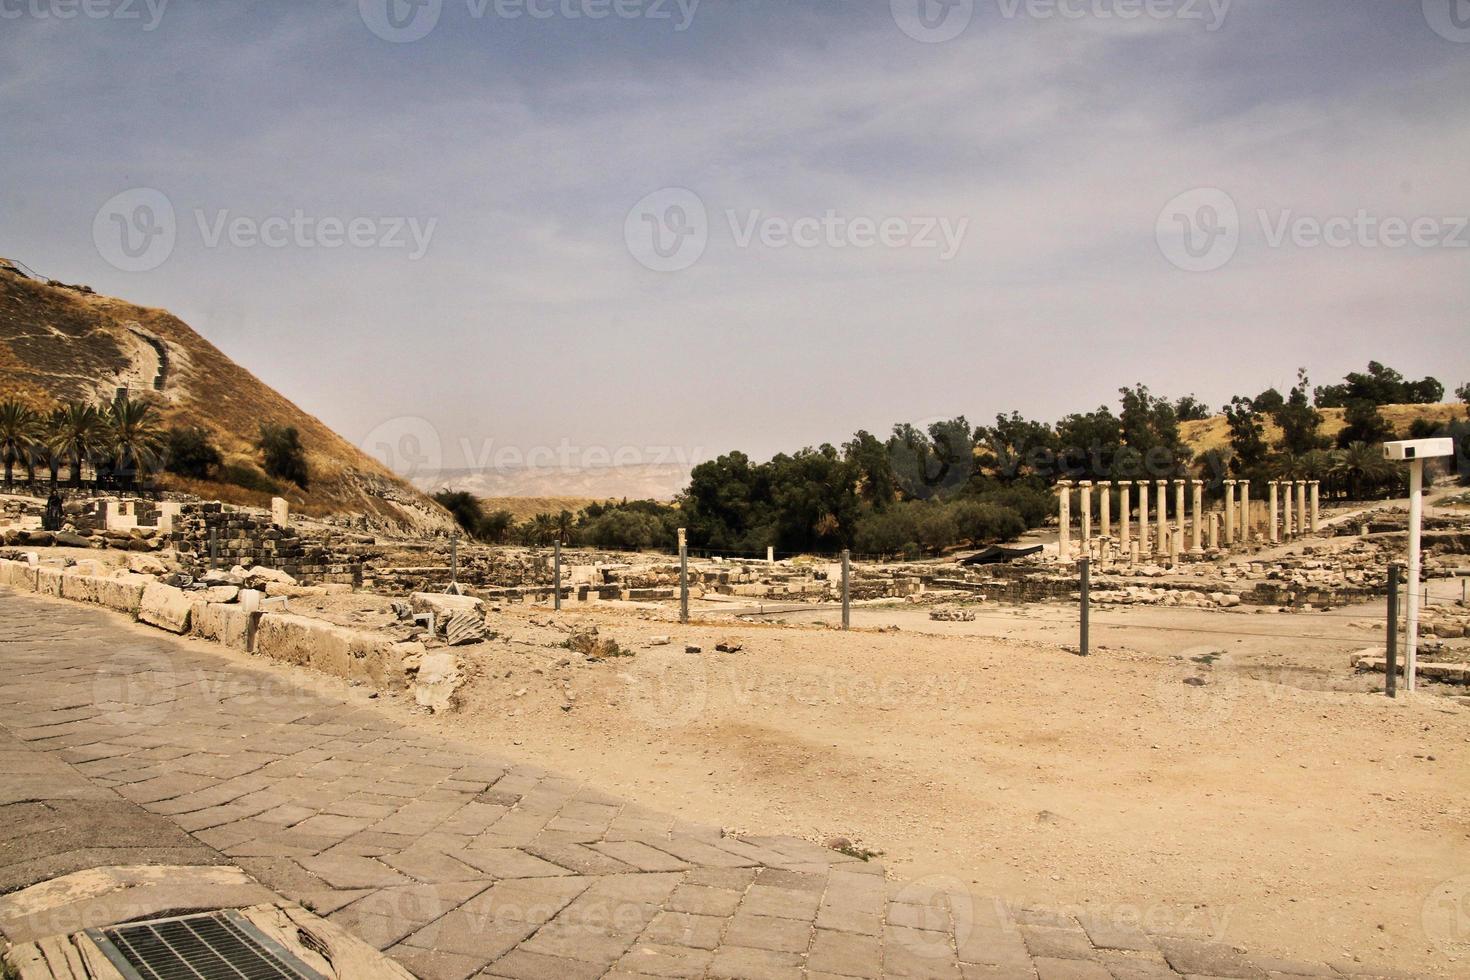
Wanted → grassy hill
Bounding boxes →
[0,264,454,534]
[1180,403,1465,456]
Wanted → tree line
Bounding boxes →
[438,361,1468,559]
[0,395,310,495]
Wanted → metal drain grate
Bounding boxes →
[86,909,326,980]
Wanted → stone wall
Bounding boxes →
[169,503,362,586]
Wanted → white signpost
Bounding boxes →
[1384,438,1455,693]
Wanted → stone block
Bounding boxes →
[139,581,193,634]
[0,558,37,592]
[192,602,251,650]
[36,567,64,597]
[411,592,485,620]
[96,573,151,616]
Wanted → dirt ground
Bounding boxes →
[395,587,1470,975]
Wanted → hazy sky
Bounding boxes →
[4,0,1468,477]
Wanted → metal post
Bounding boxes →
[678,528,688,624]
[841,549,851,631]
[1405,459,1423,693]
[1079,557,1090,657]
[1385,564,1399,699]
[553,538,561,612]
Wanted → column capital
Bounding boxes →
[1135,479,1151,488]
[1224,478,1237,486]
[1057,480,1074,489]
[1155,479,1168,486]
[1309,480,1320,487]
[1078,480,1093,488]
[1239,478,1250,487]
[1097,480,1112,489]
[1192,479,1204,487]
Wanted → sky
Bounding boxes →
[3,0,1468,480]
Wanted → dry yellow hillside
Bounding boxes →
[1180,403,1464,455]
[0,267,454,533]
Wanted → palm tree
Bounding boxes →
[0,400,40,487]
[554,510,575,545]
[529,513,556,547]
[1333,441,1396,501]
[105,395,163,489]
[47,402,102,487]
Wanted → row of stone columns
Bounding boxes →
[1265,479,1320,544]
[1056,478,1321,563]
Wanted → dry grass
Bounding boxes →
[1180,402,1465,455]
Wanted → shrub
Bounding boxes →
[258,423,309,488]
[950,500,1025,545]
[218,461,280,494]
[162,425,222,479]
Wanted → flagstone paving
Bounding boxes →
[0,592,1422,979]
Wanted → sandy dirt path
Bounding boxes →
[421,597,1470,974]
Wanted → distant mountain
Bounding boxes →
[0,262,454,535]
[419,462,690,504]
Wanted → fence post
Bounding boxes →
[1079,556,1090,657]
[841,549,851,631]
[553,538,562,612]
[679,528,689,624]
[1385,563,1399,698]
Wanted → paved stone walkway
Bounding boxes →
[0,593,1422,979]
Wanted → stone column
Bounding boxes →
[1079,481,1093,549]
[1297,481,1309,538]
[1099,481,1112,543]
[1057,481,1073,561]
[1155,480,1169,556]
[1223,479,1237,545]
[1174,480,1186,550]
[1136,480,1150,556]
[1268,481,1279,544]
[271,496,290,527]
[1310,481,1321,533]
[1119,482,1131,553]
[1239,480,1251,546]
[1283,481,1294,537]
[1208,512,1219,550]
[1191,480,1205,555]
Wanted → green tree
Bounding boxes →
[47,402,103,486]
[434,490,486,538]
[480,509,514,543]
[1457,382,1469,405]
[1223,396,1268,470]
[0,400,41,486]
[1316,362,1443,407]
[1336,399,1395,448]
[843,430,898,509]
[1273,370,1327,456]
[104,395,163,487]
[1173,394,1211,422]
[257,423,309,488]
[163,426,223,479]
[1331,442,1397,500]
[978,412,1059,483]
